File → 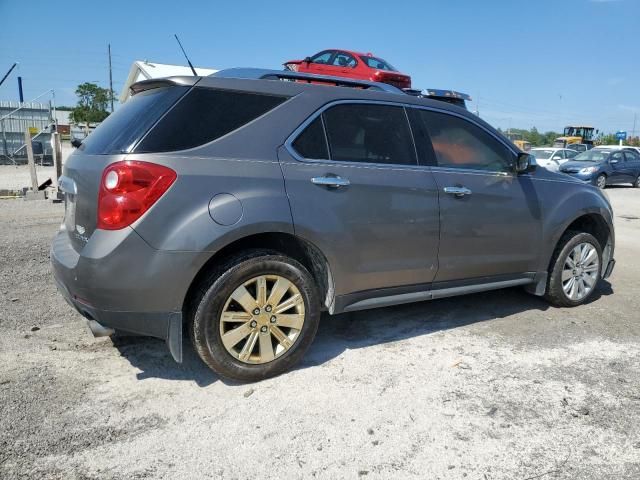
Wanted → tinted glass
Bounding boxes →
[565,149,577,158]
[416,110,513,171]
[311,51,333,64]
[332,52,357,67]
[359,56,397,71]
[79,86,188,155]
[625,151,639,161]
[323,104,417,165]
[135,88,288,153]
[292,117,328,159]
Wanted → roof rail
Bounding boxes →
[210,68,404,94]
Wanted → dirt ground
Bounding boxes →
[1,188,639,480]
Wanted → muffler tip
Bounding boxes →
[87,319,115,337]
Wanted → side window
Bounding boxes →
[624,151,639,162]
[322,104,417,166]
[292,117,329,160]
[311,51,333,64]
[332,52,357,68]
[415,110,514,172]
[611,152,624,163]
[135,88,288,153]
[565,149,577,159]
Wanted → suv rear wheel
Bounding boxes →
[190,251,320,382]
[545,231,602,307]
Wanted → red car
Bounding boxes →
[284,49,411,89]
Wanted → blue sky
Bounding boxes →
[1,0,638,134]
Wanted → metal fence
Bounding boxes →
[0,101,54,163]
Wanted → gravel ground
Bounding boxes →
[1,188,639,480]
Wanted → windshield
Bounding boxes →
[574,150,610,162]
[531,149,555,159]
[359,56,397,71]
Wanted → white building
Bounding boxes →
[119,61,218,103]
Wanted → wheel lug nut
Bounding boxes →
[265,305,272,312]
[260,326,268,333]
[250,320,257,328]
[270,316,277,323]
[253,308,260,315]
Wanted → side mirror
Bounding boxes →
[71,138,82,148]
[515,153,536,174]
[303,56,312,64]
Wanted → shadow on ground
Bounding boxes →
[111,282,613,385]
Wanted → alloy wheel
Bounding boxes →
[219,275,305,364]
[561,242,599,301]
[596,175,606,189]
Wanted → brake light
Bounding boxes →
[97,161,176,230]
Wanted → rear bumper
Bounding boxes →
[50,226,205,362]
[53,273,183,361]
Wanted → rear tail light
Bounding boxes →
[97,161,176,230]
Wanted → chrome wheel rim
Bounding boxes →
[597,175,606,189]
[562,242,599,301]
[220,275,305,364]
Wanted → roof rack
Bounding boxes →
[211,68,403,93]
[209,68,472,109]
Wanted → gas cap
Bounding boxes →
[208,193,243,226]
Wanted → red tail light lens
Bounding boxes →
[97,161,176,230]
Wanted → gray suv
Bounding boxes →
[51,71,615,381]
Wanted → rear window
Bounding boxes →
[79,86,188,155]
[135,88,288,153]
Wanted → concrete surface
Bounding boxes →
[0,188,639,480]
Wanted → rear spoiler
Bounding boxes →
[129,76,200,96]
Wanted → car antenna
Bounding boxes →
[174,34,198,76]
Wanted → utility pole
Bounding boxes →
[108,44,114,112]
[632,113,637,139]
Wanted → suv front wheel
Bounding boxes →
[545,231,602,307]
[190,251,320,382]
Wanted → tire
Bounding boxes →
[544,231,602,307]
[596,174,607,189]
[633,174,640,188]
[190,250,320,382]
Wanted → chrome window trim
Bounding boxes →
[284,99,519,171]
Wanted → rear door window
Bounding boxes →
[78,86,188,155]
[321,103,417,165]
[135,88,288,153]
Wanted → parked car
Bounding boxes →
[566,143,593,153]
[51,70,616,382]
[530,148,577,172]
[594,144,640,155]
[559,148,640,188]
[284,49,411,89]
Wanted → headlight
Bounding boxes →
[579,166,598,174]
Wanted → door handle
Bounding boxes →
[311,176,350,188]
[443,186,472,197]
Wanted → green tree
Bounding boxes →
[69,82,113,123]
